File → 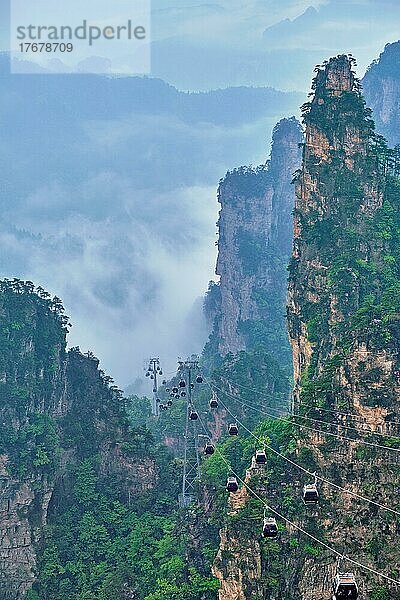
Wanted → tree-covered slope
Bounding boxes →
[211,55,400,600]
[0,279,218,600]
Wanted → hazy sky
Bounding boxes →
[0,68,297,387]
[0,0,399,389]
[2,1,400,86]
[150,0,400,89]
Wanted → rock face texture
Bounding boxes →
[0,280,158,599]
[206,118,303,367]
[0,466,44,599]
[363,41,400,147]
[214,56,400,600]
[212,463,265,600]
[287,53,400,599]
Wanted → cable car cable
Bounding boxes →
[291,413,398,440]
[192,405,400,587]
[220,376,400,428]
[215,391,400,516]
[209,380,400,454]
[219,453,400,586]
[207,390,400,517]
[215,380,400,440]
[298,403,400,428]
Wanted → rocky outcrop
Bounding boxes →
[287,54,400,598]
[0,280,159,599]
[212,464,264,600]
[206,118,303,367]
[0,466,46,599]
[363,41,400,146]
[214,55,400,600]
[0,281,66,598]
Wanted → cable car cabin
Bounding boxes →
[204,443,215,455]
[210,399,218,409]
[303,483,319,505]
[179,380,186,388]
[332,573,359,600]
[226,476,239,493]
[229,424,239,436]
[255,450,267,465]
[262,517,278,539]
[189,410,199,421]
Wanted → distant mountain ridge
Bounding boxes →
[0,53,301,127]
[362,40,400,146]
[0,52,303,384]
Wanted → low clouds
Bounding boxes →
[0,185,217,385]
[0,67,298,387]
[2,0,397,388]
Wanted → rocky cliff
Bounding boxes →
[363,40,400,146]
[205,118,303,368]
[213,56,400,600]
[0,279,160,599]
[287,53,400,599]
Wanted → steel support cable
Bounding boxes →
[209,380,400,454]
[215,379,400,441]
[219,375,400,428]
[300,403,400,427]
[192,403,400,587]
[203,381,400,516]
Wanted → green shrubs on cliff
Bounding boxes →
[33,454,218,600]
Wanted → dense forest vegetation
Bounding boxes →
[291,58,400,414]
[0,279,219,600]
[3,50,400,600]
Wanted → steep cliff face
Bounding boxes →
[363,41,400,146]
[0,279,159,599]
[213,56,400,600]
[212,463,266,600]
[287,53,400,599]
[0,281,67,599]
[289,54,382,401]
[206,118,303,367]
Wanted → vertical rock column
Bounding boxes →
[213,118,303,363]
[288,55,400,598]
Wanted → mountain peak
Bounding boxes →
[314,54,356,97]
[303,5,318,16]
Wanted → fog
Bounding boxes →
[0,60,298,387]
[151,0,400,90]
[0,0,399,389]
